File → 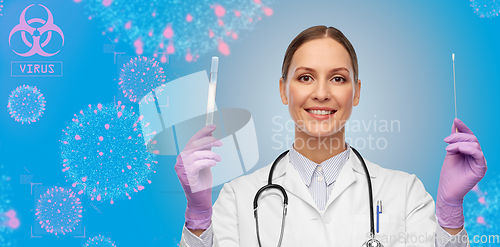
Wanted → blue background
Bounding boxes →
[0,0,499,246]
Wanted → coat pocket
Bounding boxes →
[352,213,405,247]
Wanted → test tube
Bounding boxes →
[206,56,219,126]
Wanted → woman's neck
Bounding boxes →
[293,126,346,164]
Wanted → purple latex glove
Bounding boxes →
[174,124,223,230]
[436,118,487,228]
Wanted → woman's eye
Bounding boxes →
[332,77,345,83]
[298,75,312,82]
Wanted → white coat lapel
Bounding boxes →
[324,150,358,209]
[281,154,319,211]
[261,153,319,211]
[325,149,378,210]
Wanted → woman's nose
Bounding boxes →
[311,81,331,101]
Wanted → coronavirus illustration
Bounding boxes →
[84,235,117,247]
[75,0,276,62]
[35,186,82,235]
[470,0,499,18]
[119,56,166,103]
[60,102,158,204]
[464,179,500,239]
[7,85,46,124]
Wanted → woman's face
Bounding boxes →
[279,37,360,138]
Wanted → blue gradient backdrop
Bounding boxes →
[0,0,498,246]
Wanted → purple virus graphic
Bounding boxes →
[35,186,82,235]
[464,178,500,242]
[470,0,500,18]
[0,169,19,246]
[84,235,117,247]
[60,102,158,204]
[75,0,276,62]
[119,56,166,103]
[7,85,46,124]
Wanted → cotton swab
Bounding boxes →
[452,53,458,133]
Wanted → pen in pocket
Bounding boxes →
[376,200,382,233]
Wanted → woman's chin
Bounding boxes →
[302,128,339,138]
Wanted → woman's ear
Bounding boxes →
[353,79,361,106]
[279,77,288,105]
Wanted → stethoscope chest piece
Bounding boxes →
[362,238,384,247]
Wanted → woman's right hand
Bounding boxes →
[174,124,223,230]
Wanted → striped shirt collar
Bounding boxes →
[289,142,351,187]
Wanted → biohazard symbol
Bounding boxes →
[8,4,64,57]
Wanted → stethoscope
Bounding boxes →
[253,146,383,247]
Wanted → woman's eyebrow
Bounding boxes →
[294,66,350,74]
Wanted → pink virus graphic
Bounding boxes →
[0,0,3,17]
[7,85,46,124]
[0,169,19,246]
[60,102,158,204]
[78,0,277,62]
[84,235,117,247]
[470,0,500,18]
[0,210,20,230]
[35,186,82,235]
[464,178,500,235]
[103,0,112,8]
[118,56,166,103]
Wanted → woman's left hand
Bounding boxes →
[436,118,487,229]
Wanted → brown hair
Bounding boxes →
[281,25,359,83]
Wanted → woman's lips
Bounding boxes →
[305,109,336,120]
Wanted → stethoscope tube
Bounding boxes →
[253,150,289,247]
[351,147,376,239]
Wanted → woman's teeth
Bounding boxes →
[306,109,335,115]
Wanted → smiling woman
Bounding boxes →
[278,31,360,164]
[174,25,486,247]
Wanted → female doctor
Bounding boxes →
[174,25,487,247]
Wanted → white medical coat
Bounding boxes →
[181,150,446,247]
